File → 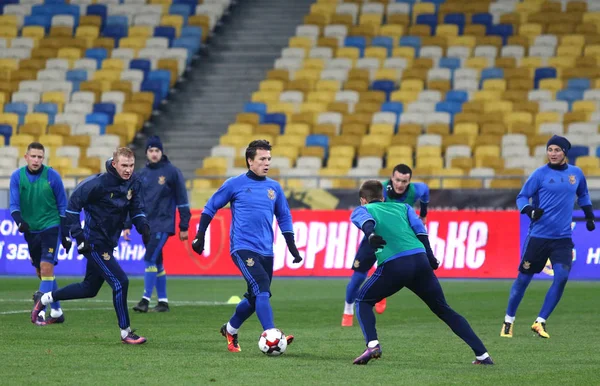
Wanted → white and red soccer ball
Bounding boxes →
[258,328,287,356]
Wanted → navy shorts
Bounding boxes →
[519,236,574,274]
[144,232,170,266]
[24,227,60,269]
[352,237,377,273]
[232,250,273,299]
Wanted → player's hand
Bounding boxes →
[18,221,29,233]
[428,254,440,270]
[586,219,595,231]
[192,232,205,255]
[179,230,189,241]
[525,206,544,221]
[61,236,72,253]
[368,233,386,249]
[123,229,131,241]
[420,217,427,225]
[76,236,92,255]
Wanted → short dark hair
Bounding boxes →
[359,180,384,202]
[245,140,272,168]
[27,142,45,153]
[392,164,412,177]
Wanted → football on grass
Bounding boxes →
[258,328,287,356]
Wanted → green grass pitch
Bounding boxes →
[1,278,598,385]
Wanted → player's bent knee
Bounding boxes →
[39,262,54,277]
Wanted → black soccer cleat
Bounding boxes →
[220,323,241,352]
[122,329,147,345]
[31,291,45,324]
[152,301,170,313]
[473,357,494,365]
[133,298,149,313]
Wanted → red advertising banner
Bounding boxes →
[163,210,521,279]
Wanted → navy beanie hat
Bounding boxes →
[546,135,571,155]
[146,136,163,152]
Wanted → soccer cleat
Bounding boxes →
[472,357,494,365]
[531,321,550,338]
[500,322,513,338]
[152,301,170,313]
[375,298,387,314]
[220,323,241,352]
[286,334,294,346]
[31,291,45,324]
[353,344,382,365]
[122,330,147,345]
[45,314,65,324]
[342,313,353,327]
[132,298,149,313]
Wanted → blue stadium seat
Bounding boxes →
[34,103,57,124]
[435,101,462,115]
[415,13,437,34]
[154,26,176,46]
[487,24,513,45]
[93,103,116,124]
[305,134,329,157]
[66,69,88,82]
[169,4,191,24]
[181,26,202,41]
[472,13,493,28]
[567,78,590,91]
[371,36,393,56]
[23,15,51,32]
[399,36,421,52]
[438,57,460,71]
[534,67,557,89]
[102,24,128,44]
[481,67,504,82]
[444,13,465,35]
[445,90,469,104]
[243,102,266,118]
[0,124,12,145]
[263,113,286,132]
[86,4,107,27]
[85,48,108,69]
[556,89,584,106]
[596,147,600,158]
[344,36,367,57]
[568,146,589,164]
[173,37,199,59]
[3,103,27,124]
[106,15,128,28]
[371,80,397,100]
[148,70,171,101]
[380,101,403,116]
[141,80,164,109]
[45,0,66,4]
[85,113,109,134]
[130,59,151,78]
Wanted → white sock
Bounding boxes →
[367,340,379,348]
[50,308,63,318]
[41,292,53,306]
[535,317,546,324]
[344,301,354,315]
[38,310,46,321]
[226,322,238,335]
[158,298,168,303]
[476,352,490,361]
[142,296,150,301]
[120,327,132,339]
[505,315,515,324]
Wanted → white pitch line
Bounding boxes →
[0,299,232,306]
[0,307,114,315]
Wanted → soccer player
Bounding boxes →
[350,180,493,365]
[342,164,430,326]
[129,136,191,313]
[10,142,70,325]
[501,135,595,339]
[31,147,151,344]
[191,139,302,352]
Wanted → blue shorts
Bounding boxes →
[352,237,377,273]
[144,232,170,266]
[232,250,273,299]
[519,236,574,274]
[24,227,60,269]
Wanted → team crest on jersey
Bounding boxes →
[569,175,576,185]
[48,248,54,253]
[246,258,255,267]
[127,189,133,200]
[158,176,166,185]
[267,188,276,200]
[353,260,360,268]
[522,261,531,270]
[102,252,110,261]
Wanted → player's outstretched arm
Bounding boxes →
[517,170,543,221]
[576,172,595,231]
[274,184,302,263]
[174,167,191,239]
[192,179,234,255]
[407,205,439,269]
[129,177,150,244]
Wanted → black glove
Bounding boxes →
[192,232,205,255]
[289,244,302,264]
[76,236,92,255]
[18,221,30,233]
[587,219,595,231]
[524,206,544,221]
[139,224,151,245]
[368,233,386,249]
[61,236,72,253]
[428,254,440,270]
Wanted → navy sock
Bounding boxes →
[506,272,534,317]
[356,301,377,344]
[51,278,61,310]
[143,262,157,299]
[229,298,255,329]
[539,264,570,319]
[346,271,368,304]
[156,264,167,301]
[255,293,275,330]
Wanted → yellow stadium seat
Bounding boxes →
[482,79,507,92]
[220,134,250,149]
[285,123,310,136]
[546,56,575,70]
[572,100,597,114]
[22,26,45,41]
[276,135,305,148]
[114,113,139,134]
[417,145,442,157]
[437,24,459,37]
[129,26,153,38]
[0,113,19,131]
[454,122,479,137]
[364,47,387,62]
[557,45,582,57]
[39,134,63,148]
[119,37,146,51]
[473,90,502,102]
[392,46,416,60]
[359,13,382,27]
[327,156,353,169]
[24,113,49,128]
[484,100,513,113]
[336,47,360,60]
[203,156,228,170]
[374,68,400,81]
[94,70,121,83]
[101,58,126,72]
[370,123,394,136]
[0,26,17,39]
[259,80,285,92]
[315,80,340,92]
[251,91,280,104]
[535,111,561,128]
[539,79,563,92]
[561,34,585,48]
[416,157,443,169]
[505,111,533,129]
[390,90,419,104]
[0,58,18,71]
[10,134,35,148]
[227,123,253,136]
[268,102,296,115]
[387,145,413,158]
[329,145,355,159]
[303,60,326,72]
[400,79,424,91]
[160,15,184,36]
[519,23,543,39]
[412,2,435,22]
[465,57,488,70]
[295,69,321,82]
[289,36,313,53]
[576,156,600,169]
[584,44,600,57]
[379,24,404,44]
[489,179,522,189]
[236,113,260,127]
[57,47,82,62]
[447,35,476,48]
[300,102,326,114]
[475,145,501,159]
[18,123,44,137]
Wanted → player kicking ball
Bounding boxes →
[350,180,493,365]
